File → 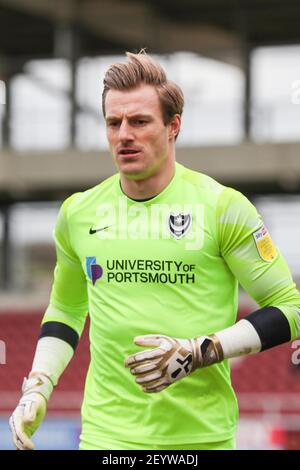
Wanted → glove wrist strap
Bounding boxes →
[193,334,224,369]
[22,372,54,402]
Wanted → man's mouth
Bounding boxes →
[118,148,141,157]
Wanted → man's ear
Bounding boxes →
[168,114,181,140]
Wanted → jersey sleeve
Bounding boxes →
[42,194,88,336]
[217,187,300,340]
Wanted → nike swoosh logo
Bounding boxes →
[89,225,112,235]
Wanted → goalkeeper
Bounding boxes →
[10,51,300,450]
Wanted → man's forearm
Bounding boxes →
[216,306,291,359]
[32,321,79,385]
[20,321,78,405]
[125,306,293,393]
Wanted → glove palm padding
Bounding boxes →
[10,392,47,450]
[9,373,52,450]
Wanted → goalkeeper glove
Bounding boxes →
[125,334,223,393]
[9,372,53,450]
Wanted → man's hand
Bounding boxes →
[125,334,223,393]
[9,373,53,450]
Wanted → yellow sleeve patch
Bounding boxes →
[253,225,277,262]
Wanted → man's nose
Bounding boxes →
[118,121,134,141]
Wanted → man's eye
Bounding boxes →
[108,122,119,127]
[134,120,147,125]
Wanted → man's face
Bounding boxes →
[105,84,178,180]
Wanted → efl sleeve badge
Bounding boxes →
[253,225,277,262]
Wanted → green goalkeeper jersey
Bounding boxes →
[43,162,300,448]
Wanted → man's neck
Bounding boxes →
[120,161,176,201]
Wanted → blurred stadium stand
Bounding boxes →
[1,0,300,449]
[0,311,89,414]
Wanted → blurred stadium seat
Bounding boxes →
[0,311,90,415]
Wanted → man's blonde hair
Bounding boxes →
[102,51,184,127]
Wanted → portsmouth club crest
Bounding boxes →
[168,213,192,239]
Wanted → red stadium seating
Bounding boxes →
[0,311,89,414]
